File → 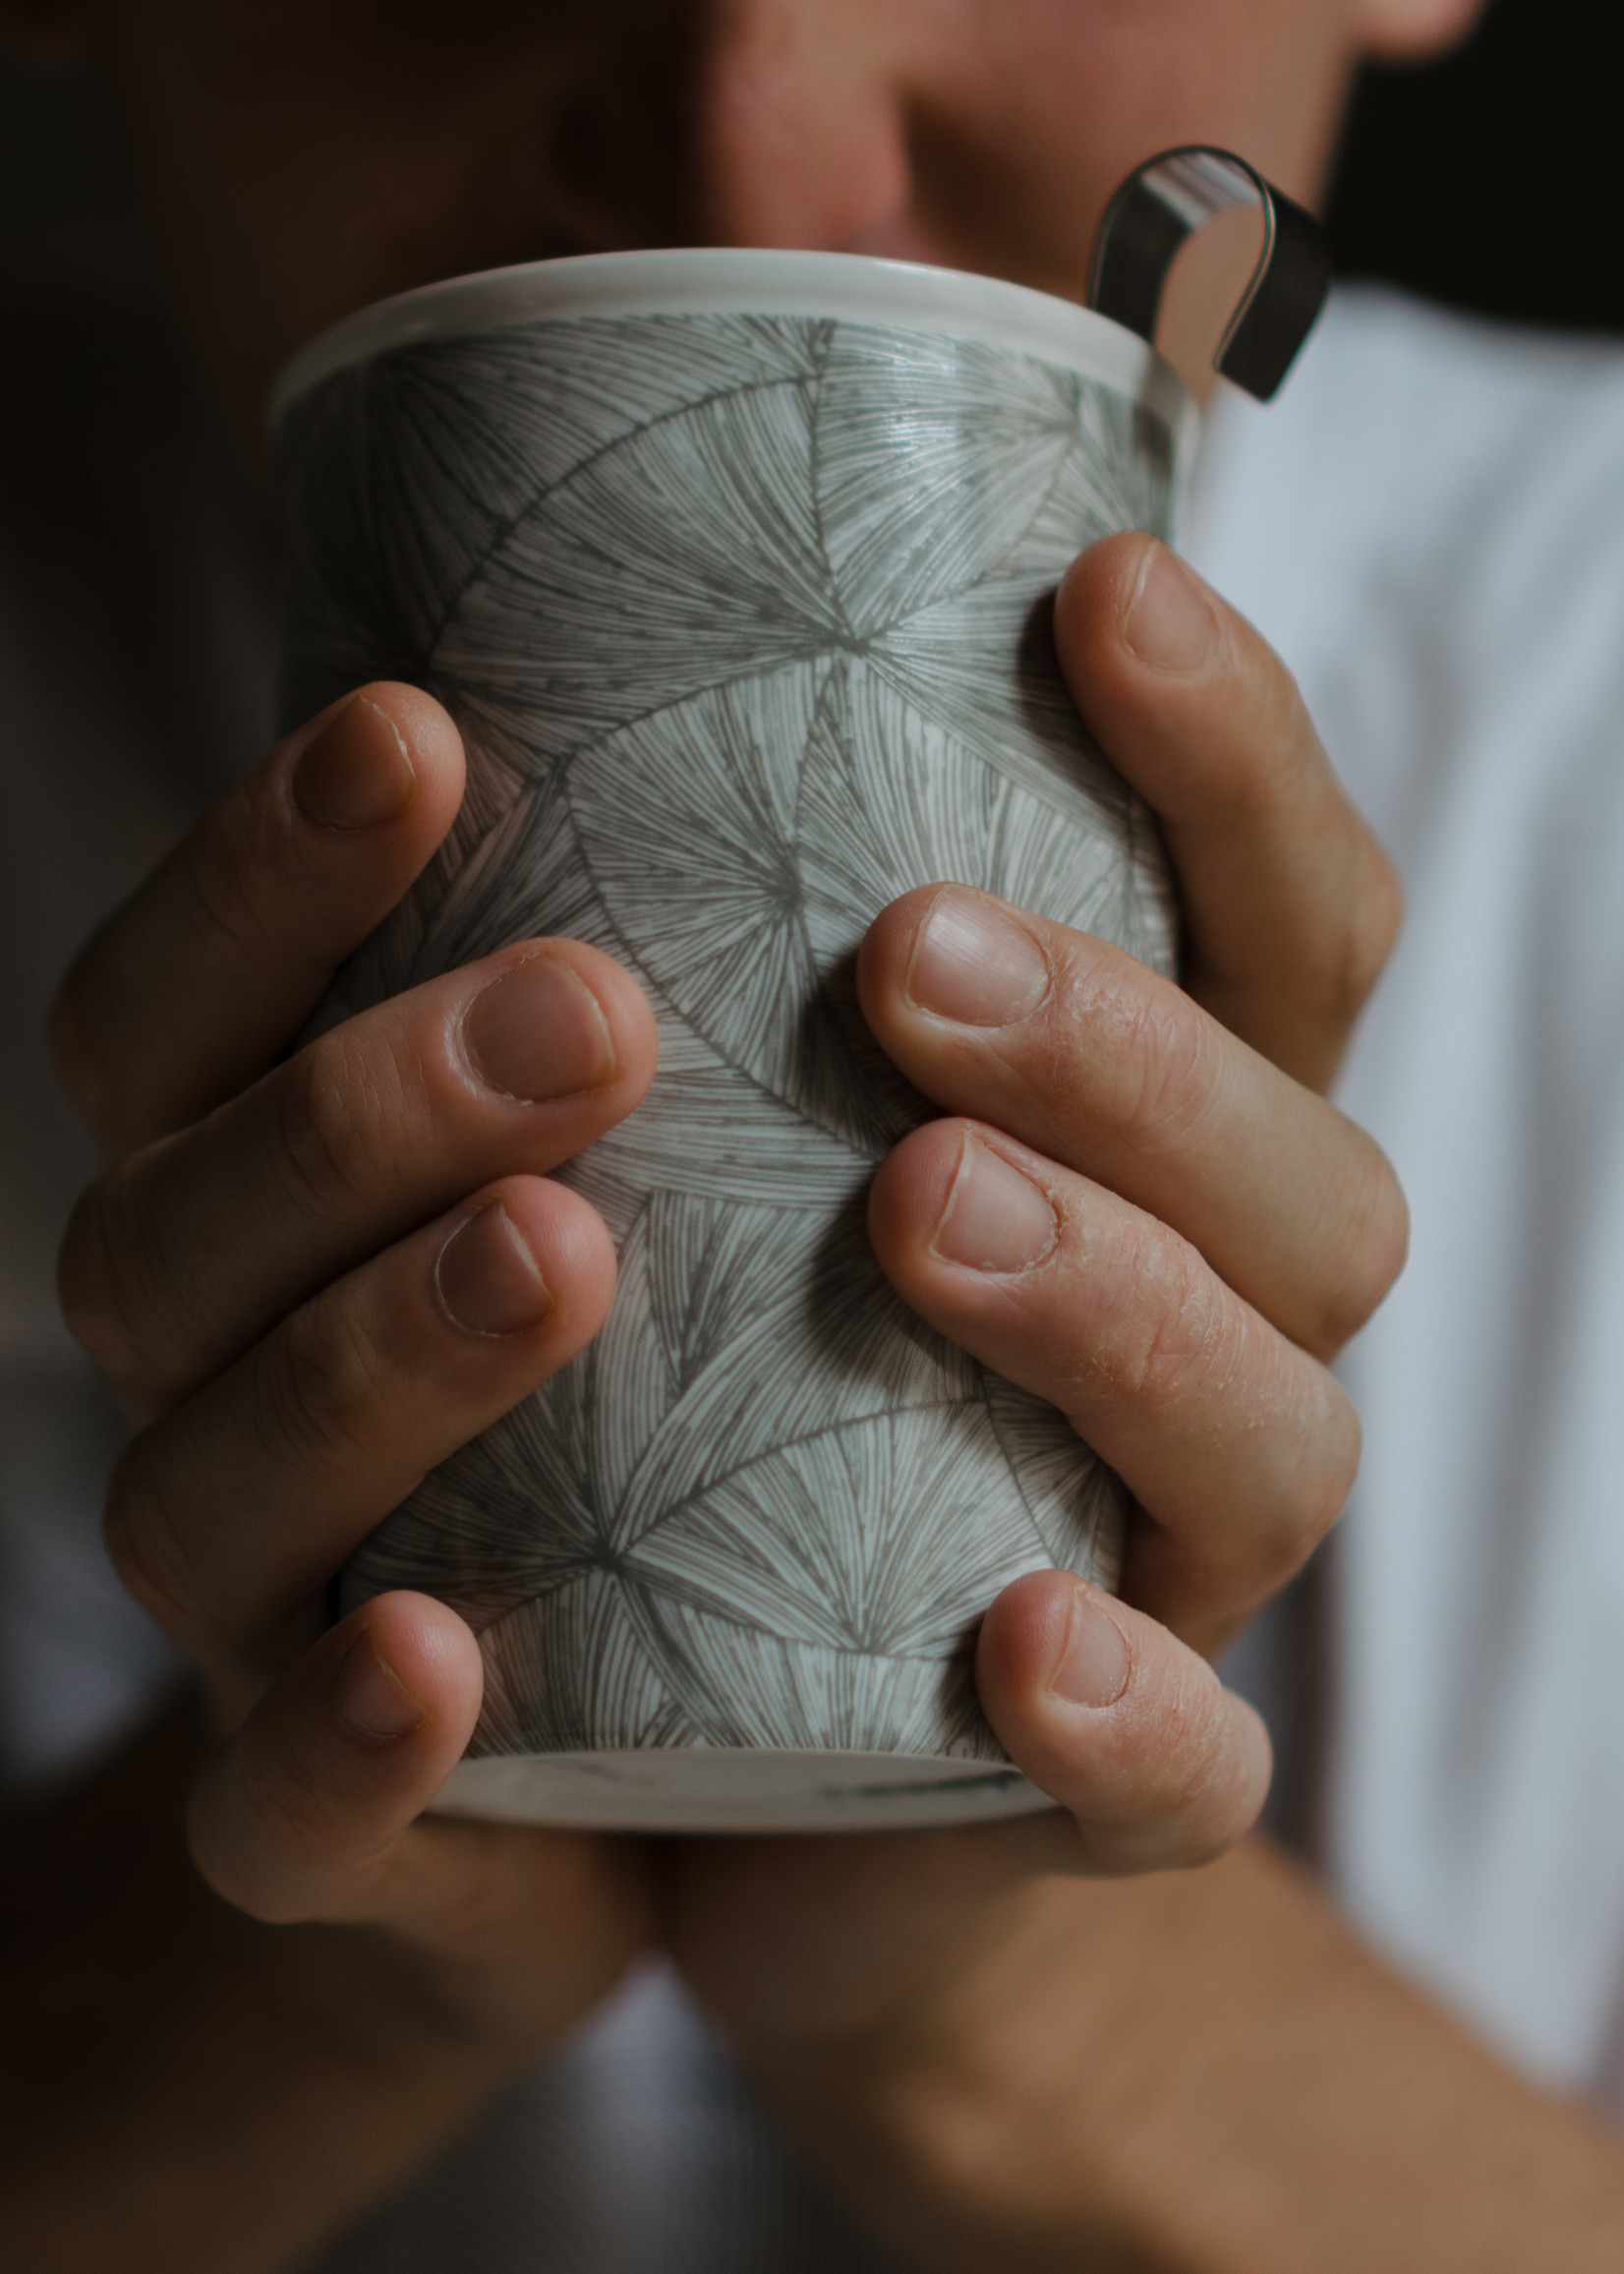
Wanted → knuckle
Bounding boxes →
[277,1026,414,1222]
[1311,1139,1411,1354]
[1256,658,1317,792]
[1249,1378,1362,1596]
[189,1849,304,1929]
[191,1744,361,1929]
[1199,650,1314,821]
[178,772,293,968]
[1108,977,1217,1156]
[1259,1375,1363,1590]
[56,1180,132,1371]
[1103,1225,1228,1413]
[57,1173,173,1401]
[1101,1656,1268,1872]
[1161,1676,1270,1864]
[184,1810,265,1921]
[1310,1385,1363,1536]
[47,951,112,1129]
[1321,843,1405,1032]
[102,1432,206,1648]
[238,1740,345,1905]
[259,1293,395,1481]
[185,1778,293,1924]
[1042,950,1222,1161]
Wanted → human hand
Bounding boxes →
[52,686,661,2054]
[665,532,1406,2066]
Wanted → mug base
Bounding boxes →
[431,1746,1056,1833]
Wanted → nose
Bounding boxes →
[690,0,928,257]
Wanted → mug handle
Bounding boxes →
[1086,146,1332,401]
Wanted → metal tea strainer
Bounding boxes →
[1087,145,1332,400]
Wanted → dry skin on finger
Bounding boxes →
[975,1571,1274,1873]
[869,1117,1361,1652]
[860,882,1409,1360]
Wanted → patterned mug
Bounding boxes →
[273,187,1314,1832]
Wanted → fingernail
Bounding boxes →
[293,695,417,829]
[1049,1583,1131,1709]
[435,1200,553,1336]
[1124,544,1219,673]
[906,887,1050,1026]
[335,1628,427,1743]
[932,1132,1058,1273]
[462,954,616,1101]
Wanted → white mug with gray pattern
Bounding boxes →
[272,193,1316,1833]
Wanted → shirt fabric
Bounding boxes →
[1189,301,1624,2092]
[7,249,1624,2260]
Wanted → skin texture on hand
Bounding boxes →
[51,685,663,2036]
[701,1841,1624,2274]
[663,534,1405,2065]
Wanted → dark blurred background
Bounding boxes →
[1328,0,1623,330]
[0,0,1619,333]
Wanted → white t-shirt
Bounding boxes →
[1189,294,1624,2094]
[7,256,1624,2259]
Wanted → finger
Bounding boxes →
[50,684,466,1160]
[975,1570,1272,1874]
[859,885,1407,1359]
[60,940,658,1415]
[104,1174,615,1687]
[192,1593,653,2013]
[1054,534,1404,1092]
[188,1593,483,1924]
[868,1119,1361,1653]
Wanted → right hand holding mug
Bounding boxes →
[666,531,1408,2055]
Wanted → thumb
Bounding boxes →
[977,1570,1273,1874]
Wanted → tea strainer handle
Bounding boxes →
[1086,146,1332,400]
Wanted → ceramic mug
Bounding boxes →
[272,178,1317,1833]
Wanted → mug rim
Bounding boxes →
[269,245,1190,434]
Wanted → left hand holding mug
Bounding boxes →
[663,530,1408,2073]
